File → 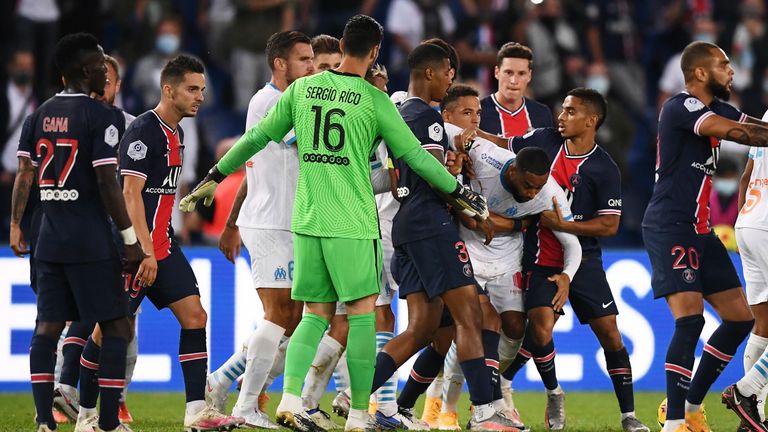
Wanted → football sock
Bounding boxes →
[604,347,634,413]
[54,325,67,382]
[283,313,329,397]
[461,357,494,407]
[98,336,127,431]
[347,313,376,411]
[498,332,523,372]
[442,342,464,413]
[302,332,344,409]
[211,345,247,389]
[79,337,101,410]
[334,350,351,393]
[264,336,289,392]
[689,319,752,404]
[482,330,502,401]
[122,333,138,402]
[371,351,398,393]
[179,328,208,403]
[425,373,443,398]
[530,338,559,391]
[664,314,704,421]
[502,335,533,381]
[742,333,768,420]
[237,320,285,410]
[398,345,444,409]
[30,334,57,429]
[59,321,93,387]
[739,334,768,397]
[374,331,397,416]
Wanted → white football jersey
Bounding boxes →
[736,145,768,231]
[236,82,298,230]
[372,140,399,221]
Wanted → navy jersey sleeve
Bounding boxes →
[595,157,622,216]
[713,99,746,122]
[664,95,718,137]
[91,105,121,168]
[509,127,553,153]
[16,114,35,160]
[413,109,447,153]
[119,123,152,180]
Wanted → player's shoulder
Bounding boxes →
[123,110,164,142]
[521,126,561,144]
[480,94,496,109]
[248,82,283,113]
[524,97,552,116]
[590,145,621,177]
[663,92,706,114]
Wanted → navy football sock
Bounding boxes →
[79,337,101,410]
[604,347,634,413]
[59,321,94,388]
[371,351,398,393]
[98,336,127,431]
[664,314,705,421]
[530,338,558,390]
[502,332,533,381]
[687,319,753,405]
[179,328,208,402]
[461,357,494,406]
[30,334,57,429]
[397,346,444,409]
[482,330,502,401]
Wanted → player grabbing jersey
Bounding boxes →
[9,33,144,432]
[642,41,768,432]
[180,15,486,432]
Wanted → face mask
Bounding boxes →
[156,34,180,55]
[586,73,610,96]
[693,32,716,44]
[11,71,32,86]
[713,178,738,196]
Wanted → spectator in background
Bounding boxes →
[14,0,59,102]
[710,157,742,228]
[303,0,378,37]
[731,0,767,117]
[0,50,36,242]
[229,0,295,111]
[311,34,342,71]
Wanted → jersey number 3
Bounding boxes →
[311,106,346,152]
[36,138,79,188]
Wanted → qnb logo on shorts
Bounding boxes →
[396,187,410,198]
[40,189,79,201]
[303,153,350,166]
[274,266,287,281]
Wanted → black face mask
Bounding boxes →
[11,71,32,86]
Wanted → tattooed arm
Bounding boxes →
[699,115,768,147]
[9,157,34,256]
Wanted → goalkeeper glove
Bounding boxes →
[179,165,226,212]
[450,182,489,220]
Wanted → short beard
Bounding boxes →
[708,79,731,101]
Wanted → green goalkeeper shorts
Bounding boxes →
[292,233,382,303]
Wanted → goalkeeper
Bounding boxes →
[179,14,487,431]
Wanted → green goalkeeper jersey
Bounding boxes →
[218,70,458,239]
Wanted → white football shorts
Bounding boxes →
[737,227,768,305]
[240,227,294,289]
[473,259,524,314]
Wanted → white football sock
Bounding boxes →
[374,331,397,416]
[441,342,464,413]
[234,320,285,411]
[263,336,289,393]
[302,334,344,409]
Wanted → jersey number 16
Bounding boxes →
[311,105,346,152]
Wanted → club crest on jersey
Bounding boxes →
[570,173,582,187]
[428,122,443,142]
[127,140,148,161]
[104,124,119,147]
[682,268,696,283]
[463,263,473,277]
[684,97,705,112]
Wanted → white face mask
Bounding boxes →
[586,73,610,96]
[156,34,180,55]
[713,178,739,196]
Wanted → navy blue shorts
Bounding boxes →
[569,255,619,324]
[522,266,566,316]
[394,232,478,300]
[35,257,128,323]
[128,245,199,312]
[643,226,741,299]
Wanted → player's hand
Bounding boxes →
[548,273,571,312]
[219,224,241,264]
[478,218,495,245]
[122,242,148,275]
[540,196,566,230]
[454,126,477,153]
[9,223,29,257]
[135,253,158,287]
[179,166,226,212]
[450,183,489,220]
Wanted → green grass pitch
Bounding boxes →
[0,391,745,431]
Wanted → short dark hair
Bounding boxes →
[567,87,608,129]
[496,42,533,68]
[423,37,460,72]
[515,147,550,176]
[160,54,205,87]
[104,54,121,80]
[266,31,312,71]
[342,14,383,58]
[681,41,719,82]
[440,84,479,112]
[54,33,101,81]
[311,34,341,56]
[408,43,449,73]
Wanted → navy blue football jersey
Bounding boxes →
[643,93,746,233]
[119,110,185,260]
[16,114,41,242]
[511,127,622,262]
[392,97,454,246]
[480,95,554,138]
[22,93,125,262]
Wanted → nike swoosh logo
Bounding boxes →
[602,301,614,308]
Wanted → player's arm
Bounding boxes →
[698,114,768,147]
[475,129,509,150]
[540,196,619,237]
[743,116,768,128]
[9,155,34,257]
[550,222,582,312]
[738,156,754,210]
[122,175,157,287]
[219,177,247,263]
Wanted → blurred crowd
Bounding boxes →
[1,0,767,248]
